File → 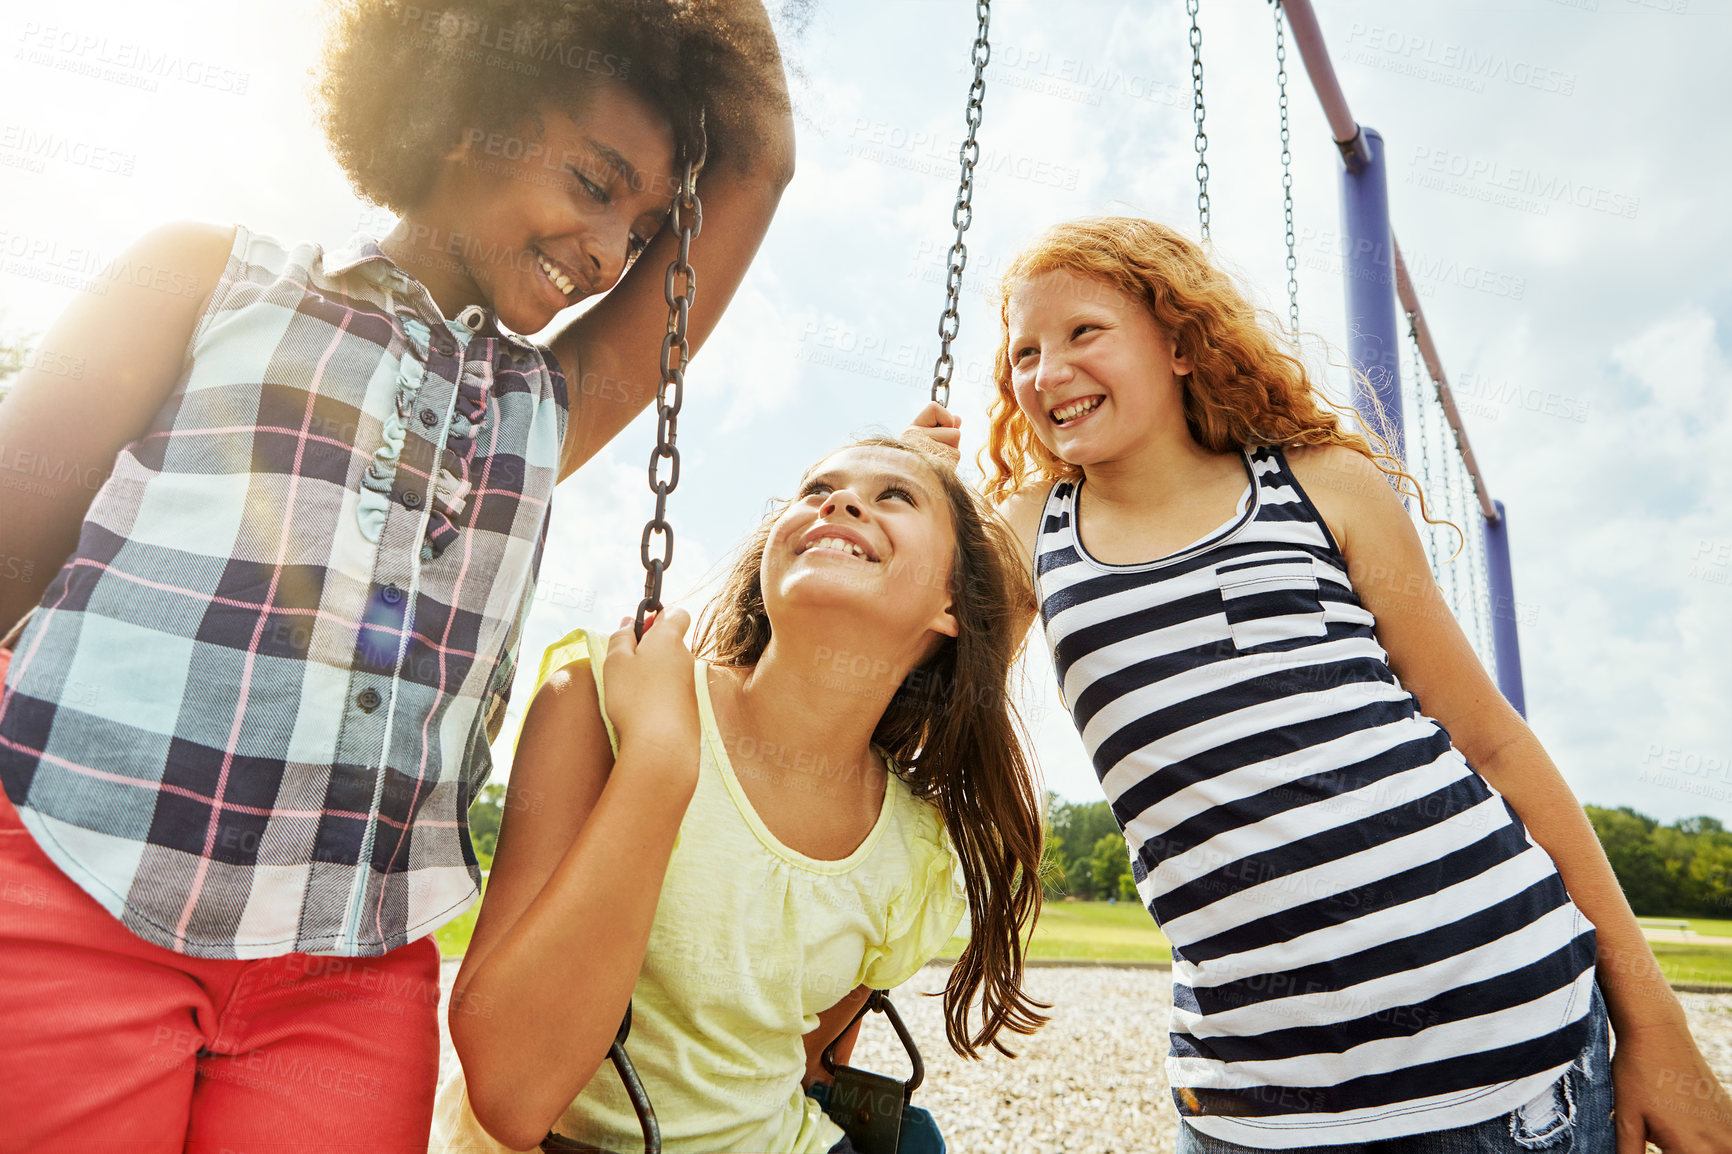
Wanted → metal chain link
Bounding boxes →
[1466,478,1493,665]
[1407,295,1495,670]
[1439,406,1462,609]
[1453,453,1472,615]
[1405,316,1440,579]
[1429,403,1452,604]
[931,0,991,410]
[1437,435,1460,626]
[1452,431,1476,611]
[634,122,706,640]
[1273,0,1298,334]
[1424,335,1456,605]
[1188,0,1209,242]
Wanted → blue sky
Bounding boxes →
[2,0,1727,823]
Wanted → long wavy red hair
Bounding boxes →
[981,217,1449,536]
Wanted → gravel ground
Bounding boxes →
[435,960,1732,1153]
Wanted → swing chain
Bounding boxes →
[931,0,992,410]
[634,121,707,641]
[1273,0,1298,335]
[1188,0,1209,242]
[1470,486,1494,664]
[1405,312,1440,578]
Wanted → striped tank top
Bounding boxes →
[1034,445,1598,1148]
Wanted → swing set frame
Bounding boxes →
[1279,0,1528,716]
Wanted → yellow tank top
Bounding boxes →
[433,627,968,1153]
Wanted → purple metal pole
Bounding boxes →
[1339,126,1403,458]
[1482,498,1528,717]
[1285,0,1525,713]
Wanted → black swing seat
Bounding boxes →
[542,991,942,1154]
[807,989,944,1154]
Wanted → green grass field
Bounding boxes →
[1636,916,1732,939]
[943,899,1172,963]
[435,861,490,958]
[434,892,485,958]
[434,892,1175,962]
[436,897,1732,987]
[1647,944,1732,988]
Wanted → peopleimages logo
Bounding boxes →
[843,119,1082,192]
[1343,24,1577,96]
[1,230,207,299]
[14,23,251,95]
[1408,147,1640,220]
[393,5,632,78]
[978,42,1189,110]
[0,124,136,175]
[1297,228,1528,302]
[1453,371,1589,424]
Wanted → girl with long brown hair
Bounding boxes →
[911,216,1730,1153]
[434,436,1047,1152]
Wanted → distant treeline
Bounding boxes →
[1585,806,1732,919]
[465,782,1731,919]
[1039,795,1732,920]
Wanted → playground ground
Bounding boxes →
[431,906,1732,1151]
[432,959,1732,1154]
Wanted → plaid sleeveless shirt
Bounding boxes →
[0,225,568,958]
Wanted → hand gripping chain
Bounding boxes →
[576,114,707,1154]
[633,125,706,642]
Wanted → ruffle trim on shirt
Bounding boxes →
[354,316,490,561]
[422,357,487,562]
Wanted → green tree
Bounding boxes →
[1089,832,1135,902]
[1684,843,1732,916]
[1586,806,1674,914]
[1585,805,1732,917]
[1038,832,1069,897]
[1050,798,1119,877]
[468,782,508,864]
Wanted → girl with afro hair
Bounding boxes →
[0,2,793,1150]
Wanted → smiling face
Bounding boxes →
[1006,267,1195,468]
[761,446,961,648]
[392,78,678,331]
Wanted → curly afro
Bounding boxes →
[315,0,786,213]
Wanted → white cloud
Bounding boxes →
[708,281,802,434]
[1517,307,1732,820]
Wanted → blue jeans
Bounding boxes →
[1177,981,1614,1154]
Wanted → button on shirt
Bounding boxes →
[0,226,569,958]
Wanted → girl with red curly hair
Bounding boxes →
[914,215,1729,1153]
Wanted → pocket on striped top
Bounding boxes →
[1217,555,1328,651]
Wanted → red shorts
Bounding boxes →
[0,748,442,1152]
